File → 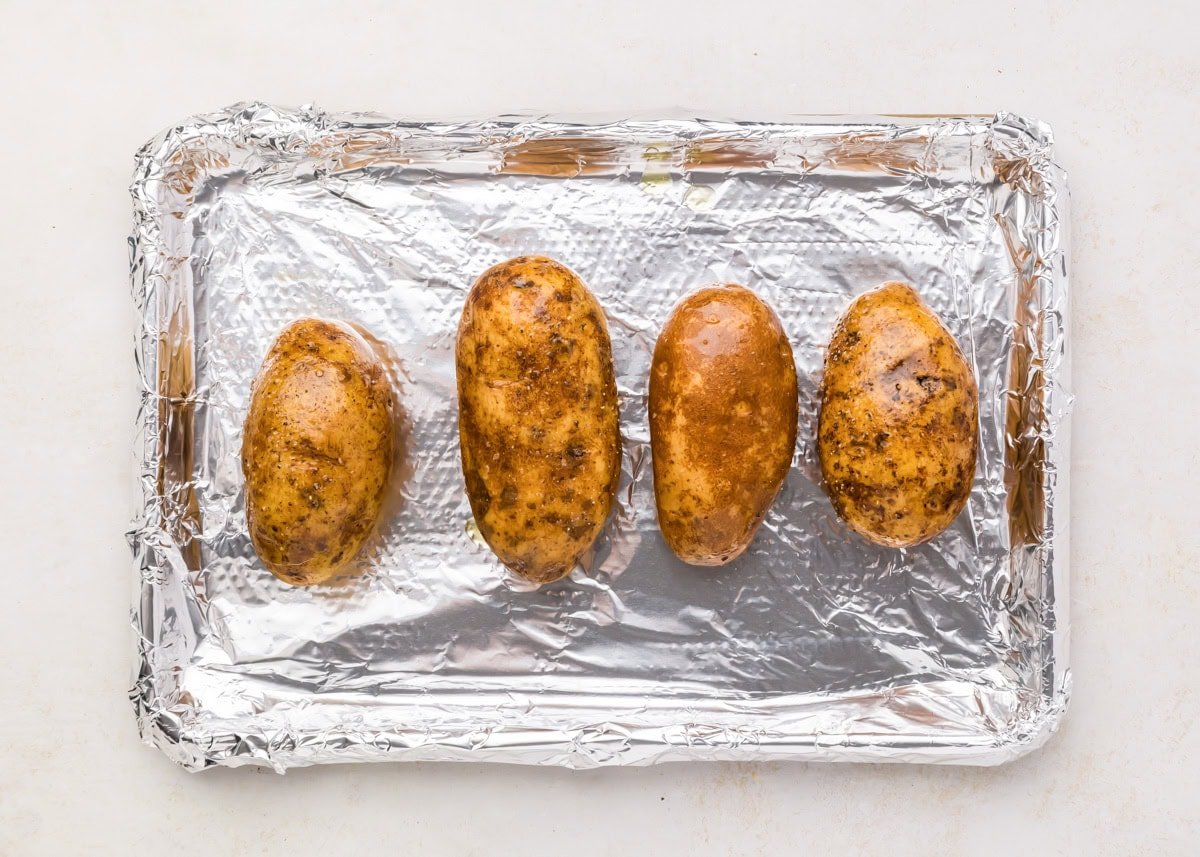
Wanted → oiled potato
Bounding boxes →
[456,256,621,583]
[242,319,394,584]
[818,282,978,547]
[649,284,798,565]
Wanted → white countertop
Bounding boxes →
[2,1,1197,853]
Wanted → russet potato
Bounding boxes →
[242,318,395,584]
[456,256,621,584]
[649,284,798,565]
[818,282,978,547]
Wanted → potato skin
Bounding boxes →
[241,319,394,585]
[649,284,799,566]
[456,256,621,584]
[818,282,978,547]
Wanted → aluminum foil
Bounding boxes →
[129,104,1071,771]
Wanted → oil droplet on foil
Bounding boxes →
[640,171,671,194]
[640,144,673,194]
[465,517,488,546]
[683,185,716,211]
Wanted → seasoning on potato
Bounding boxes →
[456,256,621,584]
[649,284,799,566]
[817,282,978,548]
[241,318,395,585]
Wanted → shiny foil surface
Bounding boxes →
[129,104,1071,771]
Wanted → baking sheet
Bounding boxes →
[129,104,1070,770]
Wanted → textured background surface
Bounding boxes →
[1,0,1196,853]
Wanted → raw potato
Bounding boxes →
[242,319,395,585]
[650,284,799,565]
[456,256,621,584]
[818,282,978,547]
